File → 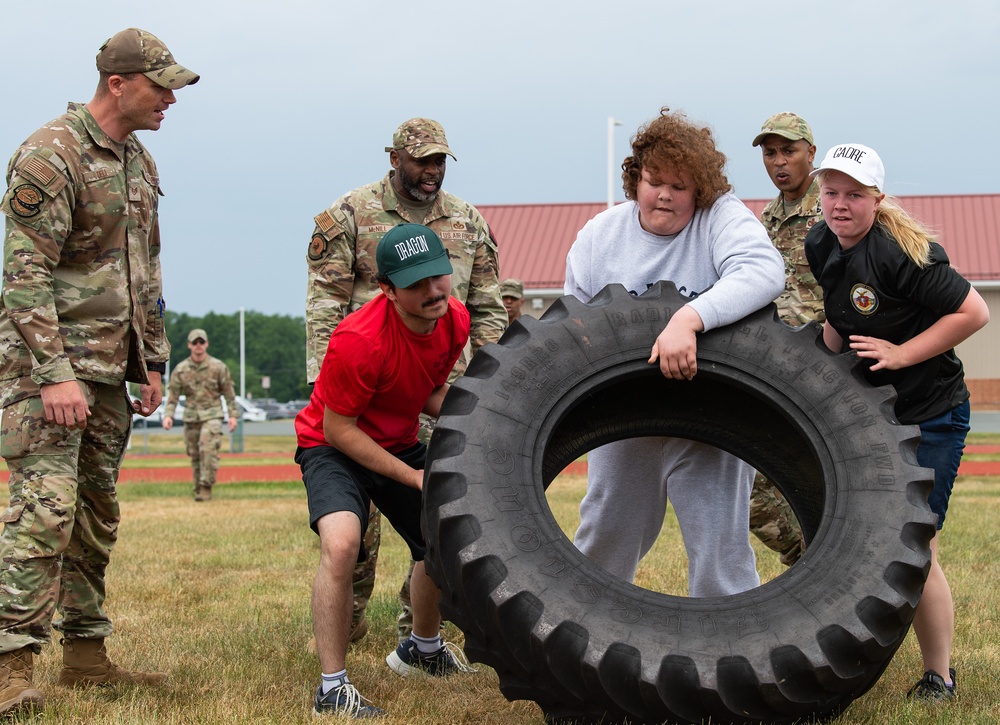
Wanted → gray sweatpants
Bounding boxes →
[574,437,759,597]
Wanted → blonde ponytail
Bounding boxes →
[875,196,934,268]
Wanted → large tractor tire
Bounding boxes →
[422,282,937,724]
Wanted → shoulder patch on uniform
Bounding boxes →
[315,210,336,233]
[8,184,44,218]
[308,234,328,261]
[12,152,67,198]
[22,156,58,186]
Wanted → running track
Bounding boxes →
[116,447,1000,484]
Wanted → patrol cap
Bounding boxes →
[376,224,453,289]
[812,143,885,191]
[96,28,200,90]
[500,278,524,299]
[385,118,457,160]
[188,328,208,343]
[752,112,813,147]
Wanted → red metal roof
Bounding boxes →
[479,194,1000,289]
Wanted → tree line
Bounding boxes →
[163,310,310,403]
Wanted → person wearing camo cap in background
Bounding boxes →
[0,28,198,716]
[745,111,823,566]
[753,112,825,326]
[500,278,525,325]
[162,329,239,502]
[305,118,505,646]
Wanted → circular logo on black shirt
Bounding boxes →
[851,284,879,315]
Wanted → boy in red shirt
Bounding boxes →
[295,223,473,718]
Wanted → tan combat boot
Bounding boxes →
[194,485,212,501]
[0,646,44,715]
[57,638,166,688]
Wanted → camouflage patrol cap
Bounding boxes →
[385,118,457,160]
[500,278,524,299]
[752,112,813,147]
[96,28,200,90]
[187,328,208,343]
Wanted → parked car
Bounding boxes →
[138,395,266,424]
[283,399,310,416]
[254,398,289,420]
[228,396,267,423]
[132,400,167,426]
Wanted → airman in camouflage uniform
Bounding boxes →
[306,118,505,643]
[0,28,198,716]
[162,329,239,501]
[748,112,824,566]
[501,278,525,325]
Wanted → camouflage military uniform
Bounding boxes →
[0,102,169,653]
[306,171,505,381]
[164,355,237,496]
[760,178,825,327]
[307,169,505,641]
[749,179,824,566]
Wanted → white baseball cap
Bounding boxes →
[812,143,885,191]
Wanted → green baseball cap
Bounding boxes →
[96,28,200,90]
[376,224,453,288]
[385,118,457,160]
[752,112,813,147]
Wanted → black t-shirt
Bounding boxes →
[805,221,971,424]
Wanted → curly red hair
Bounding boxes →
[622,107,731,208]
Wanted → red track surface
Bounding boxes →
[116,447,1000,484]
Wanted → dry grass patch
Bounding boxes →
[0,466,996,722]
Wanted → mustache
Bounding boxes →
[422,295,447,308]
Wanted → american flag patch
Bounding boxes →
[314,211,335,232]
[23,157,55,185]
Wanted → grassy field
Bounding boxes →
[1,434,998,723]
[125,431,298,457]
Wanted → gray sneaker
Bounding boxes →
[312,682,384,718]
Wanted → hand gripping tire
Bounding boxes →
[422,282,938,724]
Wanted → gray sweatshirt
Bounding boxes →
[564,192,785,331]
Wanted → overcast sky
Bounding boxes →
[3,0,998,318]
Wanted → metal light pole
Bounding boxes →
[239,306,245,399]
[233,307,246,453]
[607,117,623,209]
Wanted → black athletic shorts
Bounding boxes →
[295,443,427,561]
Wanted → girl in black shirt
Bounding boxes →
[805,143,989,702]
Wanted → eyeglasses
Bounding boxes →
[190,339,206,345]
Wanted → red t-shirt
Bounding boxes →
[295,294,470,452]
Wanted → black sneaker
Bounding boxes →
[385,639,477,677]
[906,668,956,701]
[312,682,384,718]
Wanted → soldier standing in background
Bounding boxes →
[305,118,505,643]
[747,111,824,566]
[501,278,525,325]
[163,329,239,501]
[0,28,198,716]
